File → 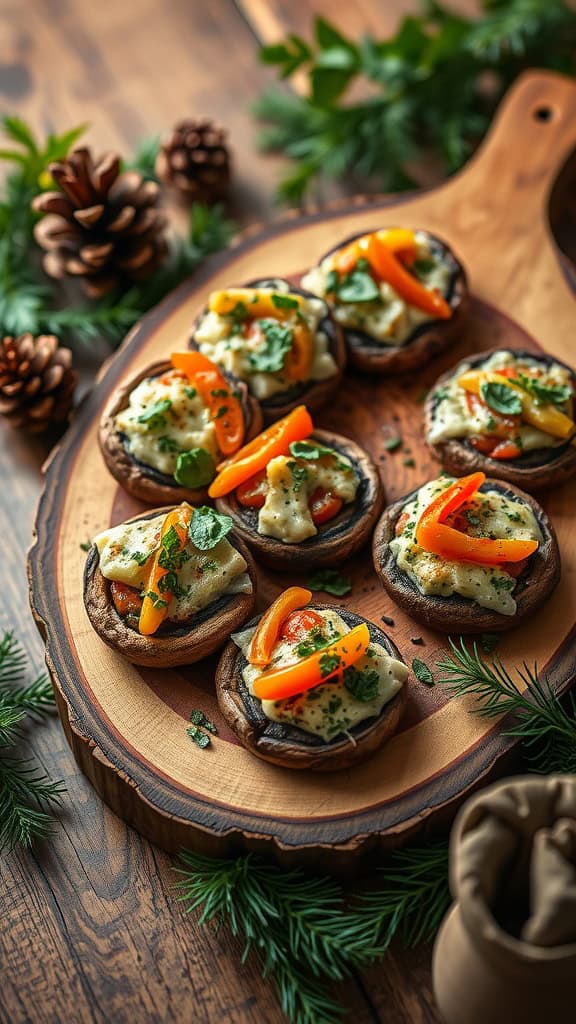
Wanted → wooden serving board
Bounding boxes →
[29,72,576,871]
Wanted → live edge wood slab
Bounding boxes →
[28,73,576,872]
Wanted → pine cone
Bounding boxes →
[0,334,77,433]
[32,148,168,299]
[156,118,231,202]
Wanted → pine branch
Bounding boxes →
[175,843,451,1024]
[0,629,64,852]
[437,638,576,774]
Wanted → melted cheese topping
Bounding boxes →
[389,478,543,616]
[194,278,337,399]
[427,350,573,450]
[94,513,251,623]
[257,447,359,543]
[115,373,219,476]
[233,609,407,742]
[301,231,451,345]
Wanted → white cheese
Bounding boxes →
[427,350,573,450]
[193,278,338,399]
[301,231,451,346]
[115,373,219,475]
[257,448,359,544]
[94,512,250,622]
[388,477,543,616]
[234,609,407,742]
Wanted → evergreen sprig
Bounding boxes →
[437,637,576,774]
[175,842,451,1024]
[0,118,235,347]
[255,1,576,200]
[0,630,64,852]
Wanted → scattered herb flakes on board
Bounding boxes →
[306,569,352,596]
[189,709,218,735]
[412,658,434,687]
[187,725,212,749]
[384,436,402,453]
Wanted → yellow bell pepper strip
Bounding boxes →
[208,405,313,498]
[170,351,244,456]
[248,587,312,667]
[415,473,538,566]
[252,623,370,701]
[138,504,192,636]
[283,321,313,381]
[458,370,575,441]
[334,228,418,276]
[209,288,305,319]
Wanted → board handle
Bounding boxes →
[446,71,576,220]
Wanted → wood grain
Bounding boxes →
[3,4,576,1024]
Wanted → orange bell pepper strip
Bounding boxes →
[209,288,305,319]
[283,321,313,382]
[248,587,312,667]
[362,234,451,318]
[170,351,244,456]
[252,623,370,701]
[415,473,538,565]
[334,228,418,276]
[138,504,192,636]
[208,405,313,498]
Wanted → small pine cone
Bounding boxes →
[156,118,231,203]
[32,148,168,299]
[0,334,78,433]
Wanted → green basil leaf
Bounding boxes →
[337,270,380,303]
[137,398,172,429]
[412,658,434,687]
[174,448,215,488]
[289,440,334,460]
[188,506,233,551]
[480,382,522,416]
[249,319,294,373]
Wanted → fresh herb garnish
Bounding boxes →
[490,574,515,592]
[403,457,415,468]
[79,539,92,551]
[516,372,572,407]
[189,709,218,735]
[184,386,197,400]
[214,405,229,419]
[188,506,233,551]
[157,435,181,454]
[143,590,168,609]
[249,319,294,373]
[187,725,211,749]
[296,627,340,659]
[343,666,380,702]
[271,293,300,310]
[481,633,500,653]
[210,388,229,398]
[289,440,334,460]
[319,653,341,678]
[434,387,450,404]
[124,548,150,566]
[306,569,352,596]
[412,658,434,687]
[336,269,380,303]
[480,381,522,416]
[384,436,402,452]
[325,268,339,293]
[286,461,308,492]
[137,398,172,430]
[412,257,436,277]
[174,448,215,488]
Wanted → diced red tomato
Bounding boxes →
[236,470,268,508]
[279,609,324,642]
[469,435,499,454]
[309,486,343,526]
[495,367,519,379]
[395,510,412,537]
[491,440,522,460]
[111,581,143,618]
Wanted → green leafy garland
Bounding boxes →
[176,637,576,1024]
[0,118,235,347]
[254,0,576,201]
[0,630,64,851]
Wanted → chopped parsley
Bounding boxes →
[516,372,572,407]
[80,539,92,552]
[403,457,415,468]
[384,436,402,452]
[174,448,215,488]
[319,653,341,678]
[214,405,229,419]
[249,319,294,373]
[490,574,515,592]
[184,386,197,399]
[187,725,211,749]
[122,547,150,566]
[306,569,352,596]
[271,293,299,310]
[343,666,380,702]
[287,461,308,492]
[210,388,229,398]
[188,506,233,550]
[296,627,339,659]
[412,257,436,277]
[326,269,339,293]
[143,590,168,609]
[157,435,181,454]
[189,709,218,734]
[480,381,522,416]
[137,398,172,430]
[336,269,380,304]
[412,658,434,686]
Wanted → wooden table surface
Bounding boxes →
[1,2,573,1022]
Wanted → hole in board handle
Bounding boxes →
[533,106,554,123]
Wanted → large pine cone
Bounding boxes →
[0,334,77,433]
[156,118,231,202]
[32,148,168,299]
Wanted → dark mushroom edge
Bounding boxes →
[425,348,576,491]
[98,359,263,505]
[83,507,257,667]
[214,429,384,570]
[372,479,560,634]
[216,606,407,772]
[305,229,469,375]
[188,277,346,422]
